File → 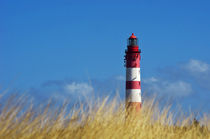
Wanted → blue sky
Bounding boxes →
[0,0,210,113]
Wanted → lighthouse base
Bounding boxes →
[126,102,141,112]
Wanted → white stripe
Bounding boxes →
[126,68,141,81]
[126,89,141,102]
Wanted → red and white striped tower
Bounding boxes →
[125,33,141,112]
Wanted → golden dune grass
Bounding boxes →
[0,94,209,139]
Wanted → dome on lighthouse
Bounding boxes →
[129,33,137,39]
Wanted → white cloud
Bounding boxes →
[115,75,125,81]
[180,59,210,90]
[65,82,94,94]
[143,77,158,83]
[144,78,192,97]
[163,81,192,96]
[184,59,209,73]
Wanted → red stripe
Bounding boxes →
[127,46,139,52]
[126,53,140,68]
[126,81,141,89]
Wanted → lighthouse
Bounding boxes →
[124,33,142,112]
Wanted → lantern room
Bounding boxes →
[127,33,138,46]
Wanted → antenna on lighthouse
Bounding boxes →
[124,33,142,112]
